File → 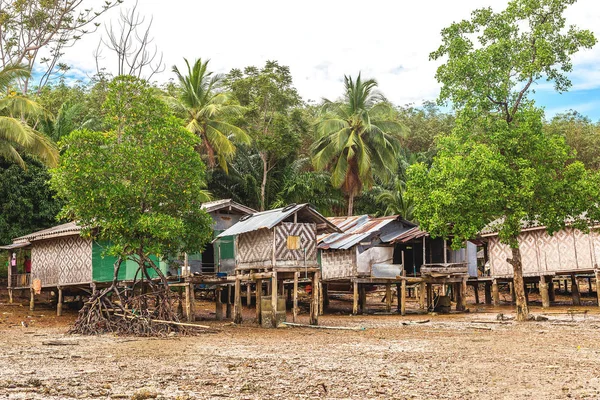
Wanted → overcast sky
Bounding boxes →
[61,0,600,119]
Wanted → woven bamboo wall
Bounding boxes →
[237,228,274,267]
[489,227,600,278]
[274,223,317,266]
[321,248,356,280]
[31,236,93,287]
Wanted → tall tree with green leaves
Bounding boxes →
[0,65,58,167]
[51,76,214,334]
[171,58,250,173]
[407,0,597,321]
[311,74,403,216]
[226,61,303,210]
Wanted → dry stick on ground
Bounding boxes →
[70,255,193,336]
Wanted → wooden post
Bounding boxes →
[426,283,432,311]
[385,283,392,313]
[57,287,63,317]
[215,286,223,321]
[401,272,407,316]
[484,282,492,305]
[571,274,581,306]
[246,282,251,307]
[396,283,401,312]
[271,271,278,328]
[318,281,324,315]
[293,272,299,323]
[226,285,232,319]
[509,282,516,304]
[8,289,13,304]
[540,275,550,308]
[29,287,35,311]
[185,283,193,322]
[473,283,480,304]
[588,277,593,295]
[255,279,262,325]
[492,279,500,306]
[310,271,320,325]
[323,283,329,309]
[595,271,600,307]
[459,278,468,311]
[234,276,242,324]
[419,281,426,310]
[359,284,366,315]
[524,283,529,304]
[353,280,359,315]
[548,277,555,302]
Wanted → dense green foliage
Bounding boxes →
[50,76,214,259]
[408,0,597,320]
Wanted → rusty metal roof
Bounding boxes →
[318,215,416,250]
[215,204,341,239]
[385,226,429,243]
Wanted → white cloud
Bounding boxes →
[61,0,600,107]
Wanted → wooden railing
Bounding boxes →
[9,273,30,288]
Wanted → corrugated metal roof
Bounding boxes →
[386,226,429,243]
[201,199,256,215]
[13,222,82,243]
[0,241,31,250]
[215,204,340,239]
[318,215,415,250]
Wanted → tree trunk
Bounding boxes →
[509,246,529,321]
[260,152,268,211]
[347,194,354,217]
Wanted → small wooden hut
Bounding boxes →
[212,203,340,327]
[480,223,600,308]
[318,215,416,314]
[1,199,255,316]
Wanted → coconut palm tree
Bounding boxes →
[171,58,250,173]
[0,65,58,168]
[311,73,403,216]
[375,177,415,221]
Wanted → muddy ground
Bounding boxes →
[1,287,600,399]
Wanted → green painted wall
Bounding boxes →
[92,241,168,283]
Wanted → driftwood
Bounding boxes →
[281,322,366,331]
[43,340,79,346]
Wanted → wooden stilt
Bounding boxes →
[255,279,262,324]
[293,272,299,323]
[401,272,407,316]
[419,281,426,310]
[226,285,232,319]
[271,271,278,328]
[524,283,529,304]
[318,281,324,316]
[396,283,401,312]
[484,282,492,304]
[246,282,251,307]
[588,277,593,295]
[184,283,193,322]
[540,275,550,308]
[323,283,329,309]
[234,276,242,324]
[57,287,63,317]
[359,284,366,315]
[492,279,499,306]
[215,286,223,321]
[571,274,581,306]
[548,277,555,302]
[385,283,392,313]
[8,289,13,304]
[595,271,600,307]
[473,283,480,304]
[455,283,463,311]
[29,288,35,311]
[310,271,320,325]
[509,282,516,304]
[426,283,432,311]
[353,280,359,315]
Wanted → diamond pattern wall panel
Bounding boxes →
[237,229,274,265]
[31,236,92,287]
[274,223,317,263]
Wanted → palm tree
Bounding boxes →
[311,73,403,216]
[171,58,250,173]
[375,177,415,221]
[0,65,58,168]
